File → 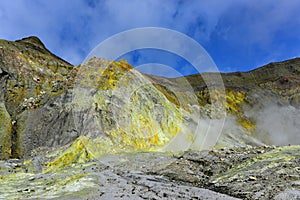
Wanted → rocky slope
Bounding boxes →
[0,36,299,199]
[0,36,74,159]
[150,58,300,146]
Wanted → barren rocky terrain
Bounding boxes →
[0,36,299,199]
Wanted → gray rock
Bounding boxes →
[15,91,80,157]
[274,190,300,200]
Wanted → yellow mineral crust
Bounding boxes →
[225,90,256,135]
[46,58,186,171]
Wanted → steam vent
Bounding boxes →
[0,36,300,199]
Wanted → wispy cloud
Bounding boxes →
[1,0,300,75]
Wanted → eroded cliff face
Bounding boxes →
[0,36,75,159]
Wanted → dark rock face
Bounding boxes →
[0,36,75,158]
[14,91,80,157]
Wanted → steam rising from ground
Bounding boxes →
[255,105,300,145]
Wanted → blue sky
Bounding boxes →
[1,0,300,77]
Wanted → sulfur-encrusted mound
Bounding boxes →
[71,58,196,154]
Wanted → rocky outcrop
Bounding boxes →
[0,36,75,158]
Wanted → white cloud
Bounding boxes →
[0,0,300,70]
